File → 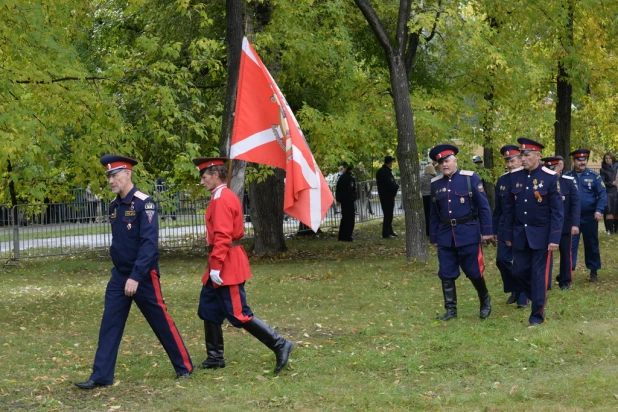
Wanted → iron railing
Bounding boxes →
[0,180,403,262]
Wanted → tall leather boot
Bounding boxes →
[201,321,225,369]
[471,277,492,319]
[242,317,294,373]
[437,279,457,321]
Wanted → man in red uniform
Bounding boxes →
[193,157,294,374]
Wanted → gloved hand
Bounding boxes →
[210,269,223,286]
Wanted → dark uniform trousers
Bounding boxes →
[198,279,254,327]
[90,269,193,385]
[558,233,574,286]
[571,217,601,271]
[338,201,356,241]
[512,242,552,325]
[438,243,484,280]
[496,241,529,305]
[380,196,395,237]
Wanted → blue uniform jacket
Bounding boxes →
[429,169,492,247]
[503,165,564,249]
[564,168,607,220]
[109,186,159,281]
[560,175,580,233]
[492,171,511,242]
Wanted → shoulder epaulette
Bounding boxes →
[459,170,474,176]
[510,167,524,173]
[541,166,557,175]
[431,175,444,183]
[562,175,574,180]
[134,191,149,201]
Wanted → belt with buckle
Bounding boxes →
[207,240,241,252]
[440,214,478,226]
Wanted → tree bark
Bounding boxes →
[354,0,428,262]
[221,0,246,201]
[554,2,574,171]
[482,89,496,209]
[248,167,287,254]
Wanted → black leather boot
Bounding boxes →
[242,317,294,373]
[589,270,598,282]
[201,321,225,369]
[606,219,614,234]
[471,277,492,319]
[437,279,457,321]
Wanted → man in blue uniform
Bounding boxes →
[493,145,528,308]
[503,139,563,327]
[75,155,193,389]
[541,156,580,290]
[429,144,493,320]
[564,149,607,282]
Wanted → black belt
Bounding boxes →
[207,240,241,252]
[440,214,478,226]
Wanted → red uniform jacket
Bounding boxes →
[203,184,251,286]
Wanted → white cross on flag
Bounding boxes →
[230,37,333,232]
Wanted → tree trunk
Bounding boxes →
[554,3,574,171]
[555,60,572,171]
[248,167,287,254]
[220,0,246,201]
[7,159,18,207]
[389,54,427,263]
[482,89,496,209]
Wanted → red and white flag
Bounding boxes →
[230,37,333,232]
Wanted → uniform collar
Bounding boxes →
[526,164,542,175]
[444,169,459,179]
[213,183,227,195]
[119,185,137,204]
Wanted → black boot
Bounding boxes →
[471,277,492,319]
[242,317,294,373]
[614,219,618,234]
[437,279,457,321]
[589,270,598,282]
[201,321,225,369]
[506,292,519,305]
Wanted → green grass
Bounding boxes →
[2,218,618,410]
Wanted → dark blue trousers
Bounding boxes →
[496,241,528,305]
[571,219,601,271]
[90,270,193,385]
[513,242,551,325]
[437,243,484,280]
[558,232,573,287]
[198,279,254,327]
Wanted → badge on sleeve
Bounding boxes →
[477,183,484,192]
[145,202,156,223]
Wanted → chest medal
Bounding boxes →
[127,223,132,230]
[460,197,465,204]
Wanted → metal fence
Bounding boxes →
[0,180,403,262]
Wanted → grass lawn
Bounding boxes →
[1,218,618,410]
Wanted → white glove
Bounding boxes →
[209,270,223,286]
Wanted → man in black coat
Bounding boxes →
[376,155,399,238]
[335,162,357,241]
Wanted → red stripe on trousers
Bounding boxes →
[229,285,253,323]
[477,243,485,276]
[150,270,193,372]
[541,251,552,315]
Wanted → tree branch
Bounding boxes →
[396,0,413,54]
[15,76,111,84]
[353,0,393,55]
